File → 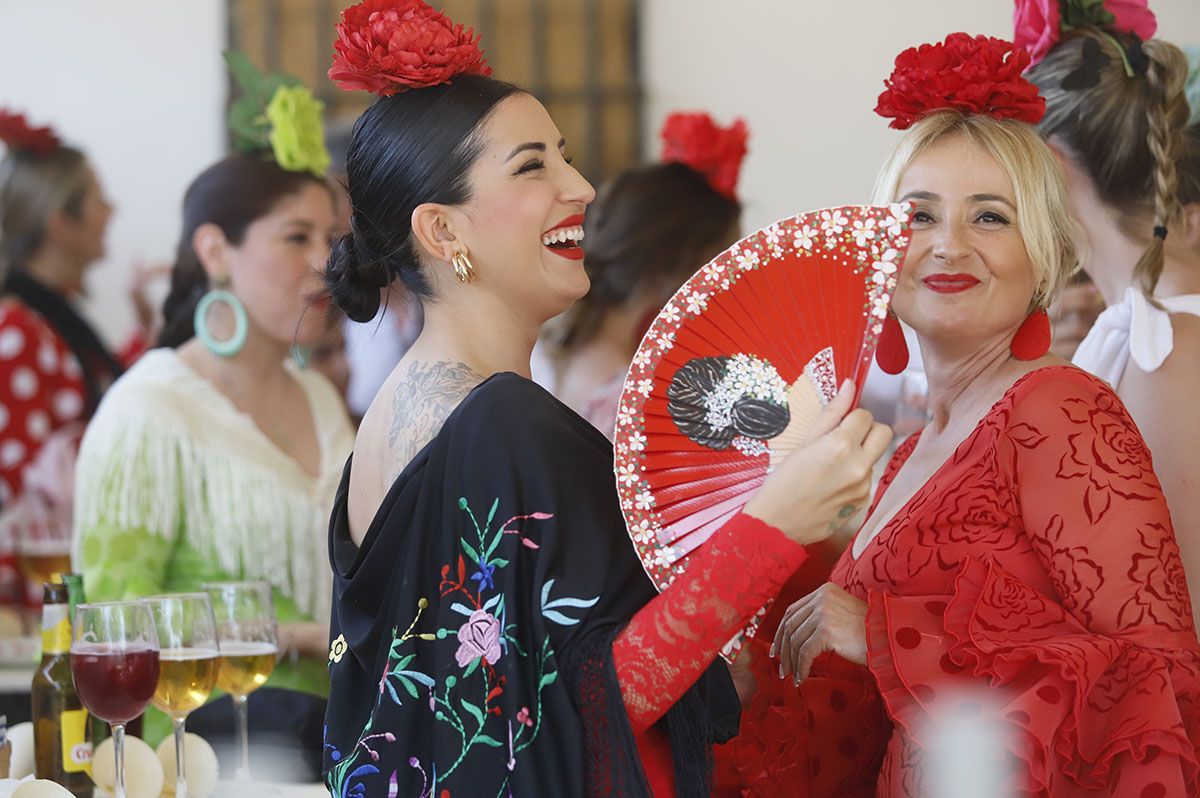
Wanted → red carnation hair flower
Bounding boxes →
[875,33,1046,130]
[328,0,491,97]
[0,109,61,157]
[660,112,749,201]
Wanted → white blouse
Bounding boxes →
[1072,287,1200,387]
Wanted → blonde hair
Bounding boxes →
[872,111,1078,309]
[0,146,90,269]
[1028,30,1190,299]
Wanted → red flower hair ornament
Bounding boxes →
[875,33,1046,130]
[660,112,749,201]
[328,0,491,96]
[0,109,61,157]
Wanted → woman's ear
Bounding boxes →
[411,204,468,265]
[191,223,232,283]
[1182,202,1200,254]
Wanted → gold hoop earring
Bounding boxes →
[451,251,476,284]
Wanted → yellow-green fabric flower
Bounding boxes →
[265,85,331,177]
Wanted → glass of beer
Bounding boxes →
[142,593,219,798]
[201,581,277,782]
[70,601,160,798]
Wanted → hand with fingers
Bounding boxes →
[743,378,892,546]
[770,582,867,685]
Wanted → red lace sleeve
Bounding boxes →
[612,513,808,733]
[865,372,1200,795]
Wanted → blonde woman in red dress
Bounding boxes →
[742,34,1200,797]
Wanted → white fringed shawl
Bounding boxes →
[72,349,354,619]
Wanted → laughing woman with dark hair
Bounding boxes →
[319,3,892,797]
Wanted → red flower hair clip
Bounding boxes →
[328,0,492,97]
[875,33,1046,130]
[0,109,61,157]
[660,112,749,201]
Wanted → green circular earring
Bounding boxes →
[194,280,248,357]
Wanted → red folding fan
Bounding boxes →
[613,204,913,652]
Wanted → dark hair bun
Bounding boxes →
[667,355,790,451]
[326,232,383,323]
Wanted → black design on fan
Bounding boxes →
[667,356,790,450]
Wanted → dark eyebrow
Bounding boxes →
[969,193,1017,210]
[282,219,315,229]
[504,138,567,162]
[899,190,939,202]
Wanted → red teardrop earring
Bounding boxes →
[1011,308,1051,361]
[875,312,910,375]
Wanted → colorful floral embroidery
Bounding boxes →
[326,497,599,798]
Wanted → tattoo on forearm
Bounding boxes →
[828,503,858,533]
[387,360,483,471]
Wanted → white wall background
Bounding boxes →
[0,0,1196,340]
[642,0,1200,233]
[0,0,226,343]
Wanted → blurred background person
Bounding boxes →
[544,111,747,438]
[0,110,126,625]
[71,65,353,771]
[1026,7,1200,623]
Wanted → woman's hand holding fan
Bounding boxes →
[613,203,914,652]
[743,380,891,545]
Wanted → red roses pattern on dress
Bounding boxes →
[745,367,1200,795]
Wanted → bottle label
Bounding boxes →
[60,708,92,774]
[40,604,70,655]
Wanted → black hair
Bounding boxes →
[158,154,329,348]
[325,74,526,323]
[667,356,790,450]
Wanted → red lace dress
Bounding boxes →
[729,366,1200,796]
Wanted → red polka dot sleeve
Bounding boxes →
[0,301,87,502]
[865,374,1200,795]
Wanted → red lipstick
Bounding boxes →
[922,273,980,294]
[542,213,586,261]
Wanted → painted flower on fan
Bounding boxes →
[627,431,647,452]
[617,462,641,486]
[794,225,818,251]
[656,330,676,352]
[764,222,783,249]
[634,490,655,512]
[735,249,760,271]
[661,303,682,324]
[1013,0,1157,67]
[328,0,492,96]
[265,85,331,176]
[852,218,877,247]
[875,33,1045,130]
[659,111,749,200]
[820,210,848,236]
[686,291,710,315]
[0,109,60,156]
[631,518,655,544]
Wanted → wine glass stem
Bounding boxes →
[112,723,126,798]
[234,693,251,780]
[173,717,189,798]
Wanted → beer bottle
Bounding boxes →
[30,582,92,796]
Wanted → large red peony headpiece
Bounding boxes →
[875,33,1046,130]
[0,109,61,157]
[659,112,749,201]
[328,0,492,96]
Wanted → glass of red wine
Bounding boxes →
[70,601,160,798]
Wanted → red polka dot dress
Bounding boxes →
[0,297,89,503]
[731,367,1200,796]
